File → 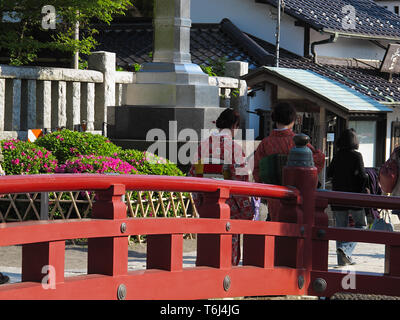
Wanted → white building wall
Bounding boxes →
[248,85,272,139]
[191,0,305,57]
[192,0,394,61]
[375,1,400,14]
[309,29,389,60]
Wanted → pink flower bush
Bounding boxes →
[57,155,138,175]
[1,139,58,175]
[0,131,184,178]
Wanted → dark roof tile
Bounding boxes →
[257,0,400,39]
[94,18,400,103]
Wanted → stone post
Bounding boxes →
[88,51,116,135]
[124,0,219,108]
[66,82,81,130]
[51,81,67,129]
[112,0,223,162]
[153,0,191,64]
[224,61,249,131]
[37,80,52,132]
[81,82,95,131]
[12,79,21,131]
[27,80,36,129]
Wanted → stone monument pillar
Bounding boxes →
[108,0,223,164]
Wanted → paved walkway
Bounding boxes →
[0,239,389,286]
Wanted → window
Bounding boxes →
[395,6,399,14]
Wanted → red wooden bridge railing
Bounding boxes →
[0,141,400,299]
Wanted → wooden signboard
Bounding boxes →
[380,44,400,82]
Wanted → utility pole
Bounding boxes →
[73,11,80,69]
[275,0,282,67]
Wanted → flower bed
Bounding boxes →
[57,155,138,175]
[1,139,58,175]
[35,130,122,164]
[0,130,188,221]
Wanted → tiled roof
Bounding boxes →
[324,65,400,102]
[94,20,154,67]
[262,66,392,112]
[245,33,400,103]
[274,56,400,103]
[93,18,400,104]
[257,0,400,39]
[94,19,262,69]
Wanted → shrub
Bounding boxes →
[34,129,122,164]
[117,149,185,176]
[57,155,138,175]
[0,139,58,175]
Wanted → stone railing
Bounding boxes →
[0,55,249,140]
[0,51,134,140]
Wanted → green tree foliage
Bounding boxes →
[0,0,132,65]
[200,56,228,77]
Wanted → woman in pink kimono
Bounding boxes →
[189,108,256,266]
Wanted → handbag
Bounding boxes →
[371,209,394,232]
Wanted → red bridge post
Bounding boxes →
[385,245,400,276]
[277,134,319,293]
[313,198,329,271]
[22,240,65,286]
[196,188,232,269]
[88,184,128,277]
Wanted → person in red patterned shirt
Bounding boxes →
[253,102,325,221]
[189,108,256,265]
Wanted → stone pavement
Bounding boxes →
[0,237,392,298]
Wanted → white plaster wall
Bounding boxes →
[192,0,393,60]
[248,84,272,138]
[191,0,305,56]
[375,1,400,14]
[309,29,388,60]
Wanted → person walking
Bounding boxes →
[327,128,369,266]
[189,108,255,266]
[252,102,325,221]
